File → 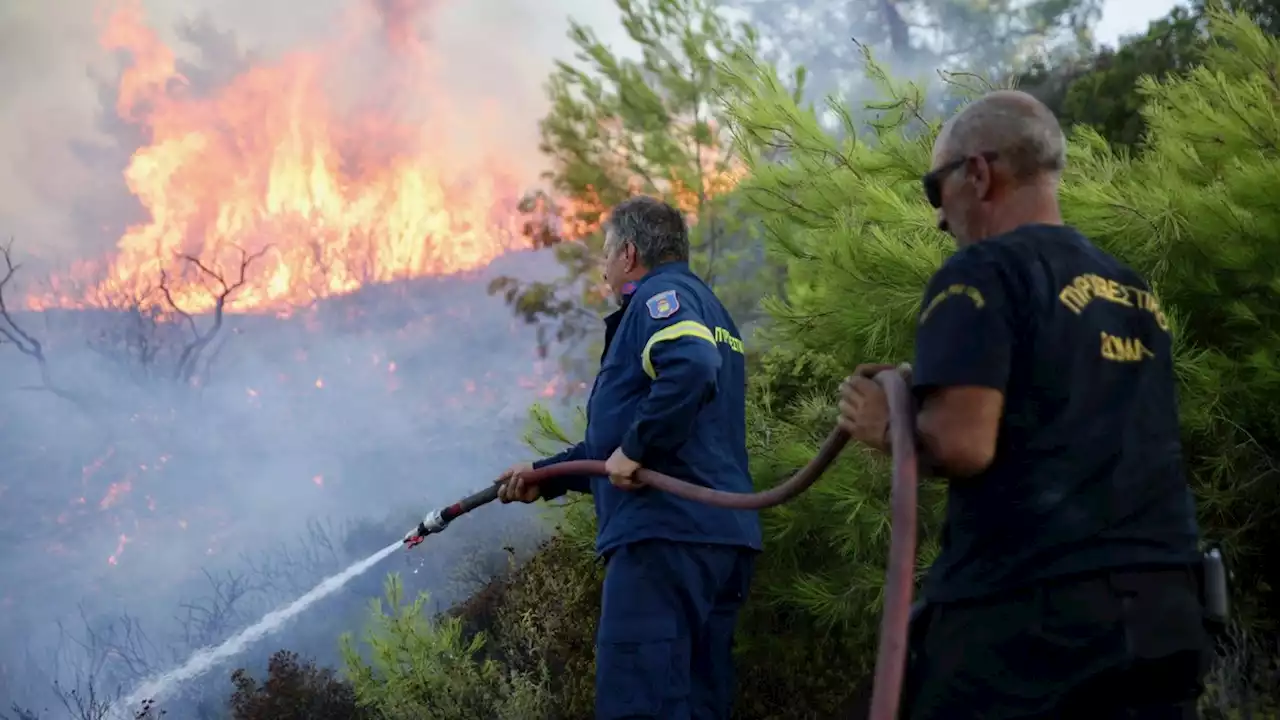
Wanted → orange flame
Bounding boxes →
[29,0,526,314]
[99,478,133,510]
[107,533,130,566]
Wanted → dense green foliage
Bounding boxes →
[338,575,551,718]
[487,0,782,376]
[496,5,1280,714]
[715,4,1280,631]
[1020,4,1205,147]
[1022,0,1280,147]
[226,3,1280,719]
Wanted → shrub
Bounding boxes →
[1201,624,1280,718]
[229,650,367,720]
[482,525,602,719]
[339,575,550,719]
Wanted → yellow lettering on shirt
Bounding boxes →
[714,326,745,354]
[1058,273,1170,332]
[1100,331,1154,363]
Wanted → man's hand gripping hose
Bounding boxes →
[401,369,918,720]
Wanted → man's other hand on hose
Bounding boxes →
[495,462,538,504]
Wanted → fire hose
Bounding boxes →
[402,369,919,720]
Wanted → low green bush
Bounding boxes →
[339,575,551,719]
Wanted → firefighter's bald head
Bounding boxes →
[927,90,1066,246]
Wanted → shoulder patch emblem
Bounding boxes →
[645,289,680,319]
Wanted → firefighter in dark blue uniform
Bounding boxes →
[839,91,1211,718]
[497,195,760,720]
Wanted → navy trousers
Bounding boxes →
[595,539,756,720]
[903,566,1211,719]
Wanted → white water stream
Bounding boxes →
[110,540,402,717]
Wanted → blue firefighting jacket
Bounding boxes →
[533,261,763,556]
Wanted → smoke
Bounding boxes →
[0,252,582,712]
[0,0,621,716]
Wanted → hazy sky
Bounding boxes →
[1096,0,1184,46]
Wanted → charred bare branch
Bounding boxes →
[0,241,89,408]
[44,615,126,720]
[17,610,167,720]
[85,284,178,381]
[130,294,163,370]
[156,272,198,338]
[174,568,262,649]
[1,704,43,720]
[237,519,342,600]
[196,330,234,388]
[161,245,268,384]
[51,680,116,720]
[0,242,42,352]
[70,605,159,686]
[1,241,50,378]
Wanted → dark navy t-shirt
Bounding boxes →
[913,224,1201,603]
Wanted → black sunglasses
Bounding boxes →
[922,151,999,209]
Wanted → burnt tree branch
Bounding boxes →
[0,240,88,408]
[0,241,50,377]
[174,568,264,650]
[160,246,267,384]
[85,285,172,380]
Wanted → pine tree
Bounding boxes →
[489,0,783,379]
[1018,0,1280,149]
[718,41,954,666]
[725,0,1105,102]
[467,7,1280,717]
[719,6,1280,647]
[339,575,550,718]
[1087,8,1280,619]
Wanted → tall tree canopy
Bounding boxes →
[489,0,782,378]
[1021,0,1280,147]
[724,0,1105,100]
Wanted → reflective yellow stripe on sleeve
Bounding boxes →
[641,320,717,379]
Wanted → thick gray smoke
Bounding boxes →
[1,252,575,716]
[0,0,622,716]
[0,254,574,716]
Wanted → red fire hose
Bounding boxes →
[404,369,919,719]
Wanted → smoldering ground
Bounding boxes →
[0,0,615,716]
[0,250,575,717]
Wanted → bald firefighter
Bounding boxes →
[840,91,1213,718]
[496,195,760,720]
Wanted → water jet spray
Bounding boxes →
[111,540,404,718]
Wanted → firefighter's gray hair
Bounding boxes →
[602,195,690,267]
